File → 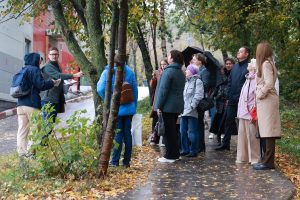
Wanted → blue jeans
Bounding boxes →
[209,104,216,127]
[111,115,133,166]
[180,116,200,155]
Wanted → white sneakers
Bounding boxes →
[208,133,214,139]
[158,157,177,163]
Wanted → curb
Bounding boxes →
[0,94,93,121]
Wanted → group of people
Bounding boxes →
[16,47,83,157]
[149,42,281,170]
[15,42,280,171]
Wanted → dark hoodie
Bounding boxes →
[17,53,54,109]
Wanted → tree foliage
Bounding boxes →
[172,0,300,101]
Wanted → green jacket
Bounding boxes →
[41,61,73,105]
[154,63,185,114]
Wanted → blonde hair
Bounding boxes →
[256,42,273,77]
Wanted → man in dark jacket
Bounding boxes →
[16,53,59,156]
[216,46,250,151]
[41,47,83,121]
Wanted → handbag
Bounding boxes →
[193,79,214,112]
[155,114,165,136]
[120,81,134,104]
[250,106,257,121]
[197,97,214,112]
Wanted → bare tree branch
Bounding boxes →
[0,2,35,24]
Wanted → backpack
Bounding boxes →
[10,67,31,98]
[120,81,134,104]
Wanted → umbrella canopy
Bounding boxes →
[182,46,221,72]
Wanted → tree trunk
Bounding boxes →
[159,0,167,58]
[133,23,154,98]
[151,22,159,70]
[221,50,228,61]
[129,40,138,81]
[99,0,119,146]
[98,0,128,178]
[50,0,103,121]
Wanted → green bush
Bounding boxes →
[137,96,151,114]
[277,99,300,162]
[29,104,99,179]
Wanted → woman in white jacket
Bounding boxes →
[180,64,204,157]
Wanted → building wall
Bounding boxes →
[33,12,80,87]
[0,16,33,102]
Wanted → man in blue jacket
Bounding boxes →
[216,46,250,151]
[97,62,138,167]
[16,53,59,157]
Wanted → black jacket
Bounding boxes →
[226,59,249,105]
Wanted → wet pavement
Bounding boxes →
[0,115,18,155]
[113,134,295,200]
[0,98,95,156]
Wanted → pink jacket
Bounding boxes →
[237,72,256,120]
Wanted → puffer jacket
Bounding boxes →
[181,75,204,118]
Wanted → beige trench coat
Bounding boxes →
[256,60,281,138]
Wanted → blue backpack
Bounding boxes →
[10,67,31,98]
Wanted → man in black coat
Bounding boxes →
[215,46,250,151]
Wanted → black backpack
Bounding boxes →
[10,67,31,98]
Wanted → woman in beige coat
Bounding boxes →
[253,42,281,170]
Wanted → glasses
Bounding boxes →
[160,63,167,66]
[49,54,59,56]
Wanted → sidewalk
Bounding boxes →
[112,134,295,200]
[0,86,92,120]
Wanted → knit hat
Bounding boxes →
[186,64,198,75]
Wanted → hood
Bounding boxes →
[24,53,40,67]
[187,74,200,81]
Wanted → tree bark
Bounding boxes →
[85,0,107,73]
[159,0,167,58]
[50,0,103,118]
[98,0,128,178]
[99,0,119,146]
[221,50,228,61]
[151,22,159,70]
[133,23,154,98]
[129,40,138,81]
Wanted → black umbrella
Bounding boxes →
[182,46,221,72]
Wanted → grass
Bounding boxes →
[0,116,156,199]
[277,99,300,162]
[137,96,151,115]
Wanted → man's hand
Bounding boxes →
[52,79,61,87]
[73,71,83,78]
[157,109,161,115]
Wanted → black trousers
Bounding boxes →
[222,105,238,147]
[198,111,205,151]
[151,111,158,132]
[162,112,180,159]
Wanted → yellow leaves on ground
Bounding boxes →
[276,147,300,199]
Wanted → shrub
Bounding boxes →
[29,104,99,179]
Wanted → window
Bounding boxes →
[25,39,31,55]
